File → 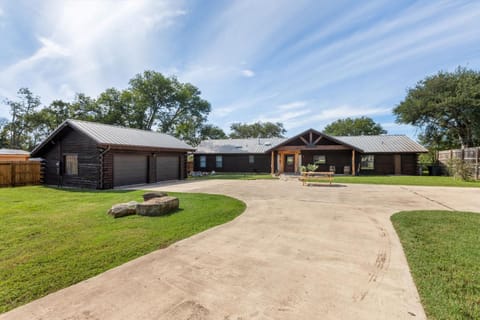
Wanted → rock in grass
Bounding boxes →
[136,196,179,217]
[143,191,168,202]
[107,201,139,218]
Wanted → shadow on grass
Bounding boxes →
[44,185,140,194]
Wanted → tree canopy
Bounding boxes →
[323,116,386,136]
[0,71,213,149]
[229,121,286,138]
[394,67,480,149]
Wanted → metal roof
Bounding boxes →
[195,134,427,154]
[195,138,287,154]
[0,148,30,155]
[32,119,194,155]
[335,135,428,153]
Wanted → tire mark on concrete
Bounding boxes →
[400,187,455,211]
[353,217,391,302]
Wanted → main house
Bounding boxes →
[31,120,194,189]
[194,129,427,175]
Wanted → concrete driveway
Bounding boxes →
[2,180,479,320]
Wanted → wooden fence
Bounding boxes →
[0,161,43,187]
[438,147,480,180]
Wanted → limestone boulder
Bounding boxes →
[107,201,139,218]
[143,191,168,202]
[136,196,179,217]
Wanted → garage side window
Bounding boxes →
[249,155,255,164]
[199,155,206,168]
[64,154,78,175]
[216,155,223,168]
[360,155,374,170]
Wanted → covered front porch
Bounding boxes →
[267,129,360,175]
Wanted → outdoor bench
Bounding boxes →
[300,171,334,186]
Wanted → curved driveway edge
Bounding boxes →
[2,180,479,319]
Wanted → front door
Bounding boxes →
[394,154,402,175]
[284,155,295,172]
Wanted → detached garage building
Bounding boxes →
[31,120,194,189]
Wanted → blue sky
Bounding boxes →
[1,0,479,139]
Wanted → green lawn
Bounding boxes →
[0,186,245,313]
[330,175,480,187]
[189,172,277,180]
[391,211,480,319]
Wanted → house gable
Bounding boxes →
[268,129,362,152]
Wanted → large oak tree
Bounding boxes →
[394,67,480,149]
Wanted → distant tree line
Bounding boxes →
[0,71,289,150]
[0,71,223,149]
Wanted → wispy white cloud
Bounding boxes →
[275,101,308,111]
[241,69,255,77]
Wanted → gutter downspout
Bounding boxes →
[98,145,111,189]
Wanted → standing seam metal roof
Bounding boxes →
[335,135,427,153]
[195,138,287,154]
[31,119,194,155]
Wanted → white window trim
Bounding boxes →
[199,155,206,168]
[215,155,223,168]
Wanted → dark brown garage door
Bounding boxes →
[156,155,179,181]
[113,154,148,187]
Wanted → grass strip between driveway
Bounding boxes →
[0,186,246,313]
[319,175,480,188]
[391,210,480,319]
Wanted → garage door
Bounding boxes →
[156,155,179,181]
[113,154,148,187]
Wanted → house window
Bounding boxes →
[313,155,326,164]
[64,154,78,175]
[360,155,375,170]
[216,155,223,168]
[199,155,206,168]
[249,155,255,164]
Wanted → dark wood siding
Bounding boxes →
[401,153,418,175]
[36,127,100,188]
[357,153,419,175]
[194,154,270,172]
[301,150,352,174]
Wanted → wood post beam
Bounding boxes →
[271,151,274,175]
[352,149,356,176]
[300,136,309,145]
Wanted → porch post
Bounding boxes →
[351,149,356,176]
[294,152,299,174]
[270,151,274,175]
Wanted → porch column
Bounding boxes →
[351,149,356,176]
[270,151,275,175]
[279,151,284,173]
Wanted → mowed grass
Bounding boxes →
[0,186,245,313]
[391,211,480,319]
[189,172,277,180]
[331,175,480,187]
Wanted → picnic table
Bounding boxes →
[300,171,334,186]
